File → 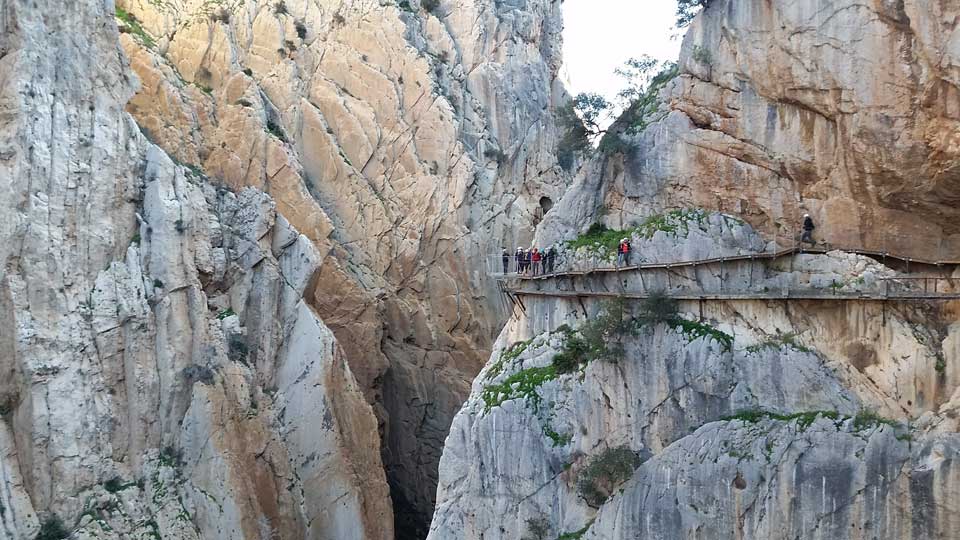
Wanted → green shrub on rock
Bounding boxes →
[577,446,642,507]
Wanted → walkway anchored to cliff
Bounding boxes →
[493,244,960,303]
[504,286,960,301]
[495,245,960,281]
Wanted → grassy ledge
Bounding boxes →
[116,7,156,49]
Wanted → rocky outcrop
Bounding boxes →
[541,0,960,260]
[429,218,960,539]
[113,0,569,533]
[0,0,391,538]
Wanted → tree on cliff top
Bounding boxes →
[676,0,713,27]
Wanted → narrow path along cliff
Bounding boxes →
[1,1,959,540]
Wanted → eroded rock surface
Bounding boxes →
[114,1,569,532]
[541,0,960,260]
[0,0,390,538]
[430,219,960,539]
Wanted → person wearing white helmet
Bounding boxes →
[801,213,816,246]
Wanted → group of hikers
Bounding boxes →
[499,214,817,276]
[502,246,558,275]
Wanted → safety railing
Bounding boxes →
[507,276,960,301]
[487,243,960,282]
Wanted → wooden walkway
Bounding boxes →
[506,288,960,301]
[504,245,960,283]
[496,245,960,302]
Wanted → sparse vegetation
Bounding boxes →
[0,396,15,417]
[153,278,164,289]
[210,8,231,23]
[159,445,183,468]
[35,515,68,540]
[577,446,641,507]
[566,209,709,257]
[852,409,899,431]
[723,408,899,433]
[486,339,532,380]
[242,68,253,76]
[745,331,813,354]
[542,423,572,447]
[558,520,595,540]
[670,318,733,352]
[217,308,236,320]
[556,98,596,171]
[635,290,679,326]
[634,208,707,239]
[115,7,156,49]
[274,0,288,15]
[182,364,216,386]
[266,119,288,142]
[676,0,713,28]
[422,0,441,13]
[724,409,841,431]
[104,476,138,493]
[935,353,946,373]
[481,365,557,412]
[228,336,249,365]
[692,45,712,65]
[484,147,508,165]
[565,222,632,256]
[597,133,630,156]
[294,20,308,39]
[521,516,551,540]
[617,60,679,134]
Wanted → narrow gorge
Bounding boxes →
[0,1,957,540]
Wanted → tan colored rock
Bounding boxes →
[542,0,960,262]
[116,0,570,531]
[0,0,394,537]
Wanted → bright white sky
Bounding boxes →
[561,0,682,106]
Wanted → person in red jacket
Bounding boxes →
[531,248,542,275]
[617,238,631,266]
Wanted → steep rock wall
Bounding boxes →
[429,220,960,539]
[541,0,960,260]
[0,0,390,538]
[114,0,569,532]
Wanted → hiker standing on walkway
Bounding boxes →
[617,238,631,266]
[532,248,542,276]
[546,245,557,274]
[515,247,524,274]
[523,248,531,275]
[502,249,510,274]
[801,214,816,246]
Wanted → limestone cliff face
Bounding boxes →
[430,1,960,537]
[429,217,960,539]
[0,0,391,538]
[113,0,568,533]
[541,0,960,260]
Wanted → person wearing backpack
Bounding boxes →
[546,246,557,274]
